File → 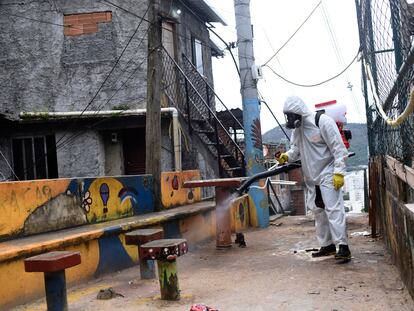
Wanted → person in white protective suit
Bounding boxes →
[276,96,351,260]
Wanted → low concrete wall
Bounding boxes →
[0,205,215,310]
[374,157,414,299]
[0,175,154,240]
[161,170,202,208]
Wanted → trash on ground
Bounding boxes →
[97,288,124,300]
[350,231,370,237]
[190,304,219,311]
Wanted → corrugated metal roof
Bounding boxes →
[182,0,226,25]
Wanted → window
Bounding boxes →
[191,38,204,75]
[12,135,58,180]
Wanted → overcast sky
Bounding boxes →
[207,0,366,134]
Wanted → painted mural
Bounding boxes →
[230,194,250,232]
[161,170,202,208]
[0,209,216,309]
[0,175,154,240]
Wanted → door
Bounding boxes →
[123,128,146,175]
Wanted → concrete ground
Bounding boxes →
[15,214,413,311]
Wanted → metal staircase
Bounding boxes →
[161,47,245,177]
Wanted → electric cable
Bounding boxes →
[56,52,150,152]
[320,1,363,115]
[51,2,150,152]
[101,0,227,54]
[264,46,361,88]
[0,149,20,180]
[262,1,322,67]
[13,6,150,179]
[258,93,290,141]
[175,0,241,77]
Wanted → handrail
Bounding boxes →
[161,46,244,156]
[181,53,245,131]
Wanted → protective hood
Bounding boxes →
[283,96,312,117]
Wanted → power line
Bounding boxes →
[55,47,151,153]
[258,92,290,141]
[262,1,322,66]
[264,46,361,88]
[1,10,84,31]
[53,3,150,149]
[0,149,19,180]
[11,5,150,179]
[101,0,227,54]
[320,1,363,115]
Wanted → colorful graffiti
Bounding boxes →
[230,194,250,232]
[0,208,216,310]
[161,170,202,208]
[0,175,154,240]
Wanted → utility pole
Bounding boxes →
[234,0,268,228]
[146,0,162,211]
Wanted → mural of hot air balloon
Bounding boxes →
[100,183,110,214]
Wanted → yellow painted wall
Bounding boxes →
[0,240,100,310]
[0,179,70,238]
[230,194,250,232]
[0,209,216,310]
[161,170,202,208]
[85,178,133,223]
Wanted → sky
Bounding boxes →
[207,0,367,134]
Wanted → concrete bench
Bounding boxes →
[125,228,164,279]
[24,251,81,311]
[0,201,215,310]
[140,239,188,300]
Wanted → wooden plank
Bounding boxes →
[386,155,414,189]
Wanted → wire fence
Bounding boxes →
[357,0,414,164]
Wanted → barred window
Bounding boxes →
[12,135,58,180]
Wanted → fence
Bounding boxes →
[357,0,414,164]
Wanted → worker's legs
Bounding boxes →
[319,184,348,245]
[313,206,333,247]
[307,184,333,247]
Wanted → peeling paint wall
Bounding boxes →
[0,175,154,240]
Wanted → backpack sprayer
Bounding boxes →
[315,100,352,149]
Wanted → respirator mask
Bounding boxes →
[284,112,302,129]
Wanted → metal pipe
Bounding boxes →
[237,163,301,195]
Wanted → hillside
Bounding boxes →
[262,123,368,170]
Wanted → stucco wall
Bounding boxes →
[57,129,106,177]
[0,0,149,119]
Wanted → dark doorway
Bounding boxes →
[123,128,146,175]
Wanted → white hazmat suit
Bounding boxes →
[284,96,349,246]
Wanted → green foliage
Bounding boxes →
[112,104,130,111]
